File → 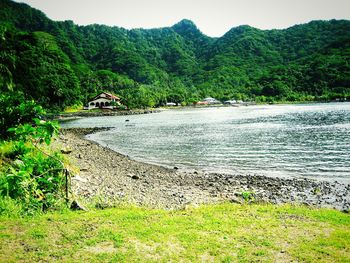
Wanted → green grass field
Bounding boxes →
[0,203,349,262]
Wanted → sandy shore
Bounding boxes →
[57,128,350,211]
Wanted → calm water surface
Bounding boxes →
[62,103,350,182]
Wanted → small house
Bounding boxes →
[201,97,221,104]
[224,100,237,105]
[85,92,120,110]
[165,102,177,106]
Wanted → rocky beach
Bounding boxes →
[48,109,161,122]
[58,128,350,212]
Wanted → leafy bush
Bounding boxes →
[0,92,45,139]
[0,96,67,215]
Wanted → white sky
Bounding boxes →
[16,0,350,37]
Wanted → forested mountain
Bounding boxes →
[0,0,349,110]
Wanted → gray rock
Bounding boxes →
[70,200,88,211]
[61,146,73,154]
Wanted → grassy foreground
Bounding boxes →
[0,203,349,262]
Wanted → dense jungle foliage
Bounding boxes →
[0,0,350,110]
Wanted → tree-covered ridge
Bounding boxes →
[0,0,349,109]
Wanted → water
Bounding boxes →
[61,103,350,182]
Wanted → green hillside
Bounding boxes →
[0,0,349,110]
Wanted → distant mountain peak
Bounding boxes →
[173,19,197,28]
[171,19,206,39]
[172,19,200,33]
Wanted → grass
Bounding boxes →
[0,203,349,262]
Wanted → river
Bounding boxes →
[61,103,350,182]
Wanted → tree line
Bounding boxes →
[0,0,349,110]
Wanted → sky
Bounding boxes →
[17,0,350,37]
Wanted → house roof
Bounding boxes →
[203,97,217,101]
[92,92,120,101]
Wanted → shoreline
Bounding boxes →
[48,109,161,122]
[58,128,350,211]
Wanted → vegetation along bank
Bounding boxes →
[1,0,350,111]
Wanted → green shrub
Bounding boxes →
[0,98,68,215]
[0,92,45,139]
[241,191,255,203]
